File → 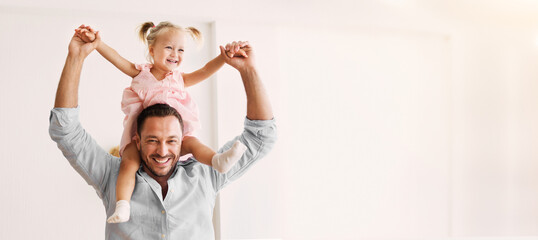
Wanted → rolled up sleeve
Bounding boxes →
[210,117,277,192]
[49,107,115,199]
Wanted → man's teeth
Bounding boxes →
[154,158,168,163]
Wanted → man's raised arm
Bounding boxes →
[210,42,277,192]
[55,32,100,108]
[50,32,113,199]
[220,41,273,120]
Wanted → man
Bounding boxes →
[49,32,276,239]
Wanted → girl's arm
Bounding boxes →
[182,54,226,87]
[183,45,248,87]
[76,25,140,78]
[96,41,140,78]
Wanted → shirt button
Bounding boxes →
[171,189,174,193]
[161,210,165,214]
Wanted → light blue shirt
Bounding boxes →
[49,107,277,240]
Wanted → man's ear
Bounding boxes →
[134,134,141,150]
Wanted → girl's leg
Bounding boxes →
[107,142,140,223]
[182,136,247,173]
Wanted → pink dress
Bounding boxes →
[119,63,200,156]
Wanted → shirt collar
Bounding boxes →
[136,157,197,180]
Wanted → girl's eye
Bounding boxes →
[178,49,184,52]
[166,46,172,49]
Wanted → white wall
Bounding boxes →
[1,1,538,240]
[450,23,538,237]
[215,22,453,239]
[212,2,538,239]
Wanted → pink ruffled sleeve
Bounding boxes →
[134,63,152,71]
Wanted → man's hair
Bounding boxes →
[137,104,184,135]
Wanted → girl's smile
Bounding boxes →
[149,29,186,79]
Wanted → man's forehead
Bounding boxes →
[140,116,182,137]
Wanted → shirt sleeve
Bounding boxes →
[209,117,277,193]
[48,107,116,199]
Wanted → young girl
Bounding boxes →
[74,22,248,223]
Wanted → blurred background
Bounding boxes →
[1,0,538,239]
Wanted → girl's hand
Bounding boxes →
[224,41,248,58]
[74,24,97,43]
[220,41,255,72]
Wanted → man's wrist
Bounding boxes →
[66,53,86,65]
[238,66,258,78]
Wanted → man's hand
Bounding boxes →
[220,41,255,73]
[68,29,99,60]
[74,25,98,42]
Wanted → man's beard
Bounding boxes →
[140,152,178,177]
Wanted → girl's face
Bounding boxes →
[149,29,186,73]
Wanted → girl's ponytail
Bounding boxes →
[186,27,203,46]
[138,22,155,45]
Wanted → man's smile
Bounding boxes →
[152,156,172,165]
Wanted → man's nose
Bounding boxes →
[156,142,168,156]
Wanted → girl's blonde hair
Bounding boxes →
[138,21,202,62]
